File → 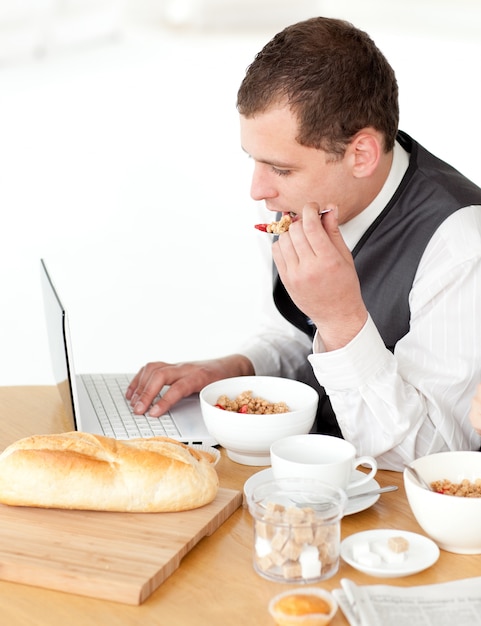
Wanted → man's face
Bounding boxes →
[240,105,359,224]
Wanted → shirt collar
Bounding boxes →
[339,139,410,251]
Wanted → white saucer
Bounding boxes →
[243,468,381,516]
[190,444,221,465]
[341,529,440,578]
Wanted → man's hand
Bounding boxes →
[126,355,254,416]
[272,202,368,350]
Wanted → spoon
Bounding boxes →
[289,485,398,511]
[348,484,398,501]
[405,465,433,491]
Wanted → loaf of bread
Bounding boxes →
[0,432,219,512]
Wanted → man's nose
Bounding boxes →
[250,164,277,201]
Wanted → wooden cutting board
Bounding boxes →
[0,487,242,605]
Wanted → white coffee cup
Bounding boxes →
[270,434,377,490]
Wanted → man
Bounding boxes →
[470,384,481,436]
[127,17,481,470]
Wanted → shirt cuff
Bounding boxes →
[308,315,390,389]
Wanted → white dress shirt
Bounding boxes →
[241,141,481,470]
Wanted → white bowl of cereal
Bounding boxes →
[199,376,318,465]
[403,451,481,554]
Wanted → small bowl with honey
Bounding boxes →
[268,588,337,626]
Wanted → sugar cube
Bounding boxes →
[388,536,409,553]
[357,551,382,567]
[299,545,322,579]
[255,536,272,558]
[371,540,406,564]
[351,540,371,561]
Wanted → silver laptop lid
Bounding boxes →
[40,258,81,430]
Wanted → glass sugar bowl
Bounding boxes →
[247,478,347,583]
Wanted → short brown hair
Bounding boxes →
[237,17,399,158]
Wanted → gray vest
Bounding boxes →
[273,131,481,436]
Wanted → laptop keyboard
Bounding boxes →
[82,373,182,440]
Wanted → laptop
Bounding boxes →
[40,259,217,446]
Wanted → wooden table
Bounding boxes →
[0,386,479,625]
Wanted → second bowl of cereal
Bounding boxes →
[199,376,318,465]
[404,451,481,554]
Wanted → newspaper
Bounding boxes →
[333,577,481,626]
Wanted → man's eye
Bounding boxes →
[272,167,291,177]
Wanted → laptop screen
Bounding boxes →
[40,259,78,429]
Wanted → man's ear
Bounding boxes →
[349,129,383,178]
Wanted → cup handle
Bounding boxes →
[349,456,378,489]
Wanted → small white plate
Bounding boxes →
[190,444,221,465]
[341,529,440,578]
[243,468,381,516]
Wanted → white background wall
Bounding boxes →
[0,1,480,386]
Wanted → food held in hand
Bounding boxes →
[255,214,292,234]
[215,390,289,414]
[0,432,219,512]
